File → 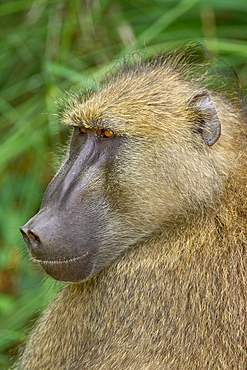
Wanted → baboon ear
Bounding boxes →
[187,90,221,146]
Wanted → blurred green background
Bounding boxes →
[0,0,247,367]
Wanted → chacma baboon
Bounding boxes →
[17,49,247,369]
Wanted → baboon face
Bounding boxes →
[20,66,223,282]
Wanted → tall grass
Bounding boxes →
[0,0,247,366]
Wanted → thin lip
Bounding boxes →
[32,251,89,265]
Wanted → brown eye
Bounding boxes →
[101,129,114,138]
[79,127,87,134]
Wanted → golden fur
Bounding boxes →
[15,51,247,369]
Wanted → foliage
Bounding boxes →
[0,0,247,367]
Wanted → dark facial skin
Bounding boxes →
[20,128,127,282]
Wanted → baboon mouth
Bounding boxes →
[33,252,89,265]
[32,251,92,282]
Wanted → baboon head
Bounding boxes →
[20,56,235,283]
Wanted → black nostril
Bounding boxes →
[20,227,41,251]
[27,230,40,244]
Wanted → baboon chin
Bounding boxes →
[17,48,247,369]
